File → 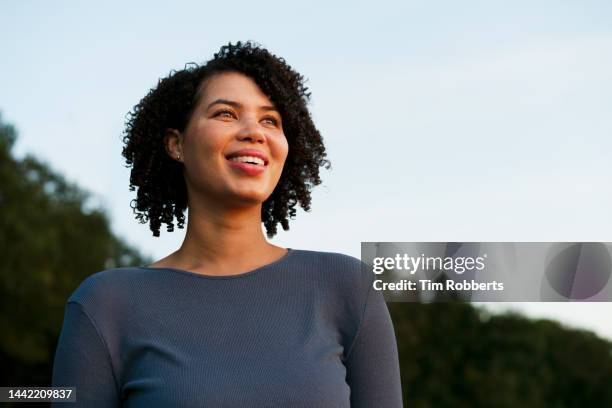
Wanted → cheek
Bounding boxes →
[275,136,289,164]
[189,124,226,160]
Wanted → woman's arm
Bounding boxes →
[345,286,403,407]
[52,301,120,407]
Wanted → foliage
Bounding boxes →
[388,302,612,407]
[0,114,149,387]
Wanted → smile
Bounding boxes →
[226,156,267,176]
[228,156,266,166]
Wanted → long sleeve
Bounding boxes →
[52,301,120,407]
[345,286,403,407]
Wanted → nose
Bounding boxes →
[237,117,265,144]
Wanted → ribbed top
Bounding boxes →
[52,249,403,407]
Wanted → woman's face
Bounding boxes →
[177,71,288,209]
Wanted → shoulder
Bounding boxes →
[291,248,373,289]
[66,267,149,314]
[292,249,361,266]
[291,249,374,317]
[292,250,379,359]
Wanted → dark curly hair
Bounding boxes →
[122,41,330,237]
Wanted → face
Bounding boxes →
[170,71,288,209]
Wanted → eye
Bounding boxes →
[214,109,236,119]
[262,116,279,126]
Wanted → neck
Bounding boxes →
[168,193,285,274]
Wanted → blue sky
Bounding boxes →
[2,1,611,339]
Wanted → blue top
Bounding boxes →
[52,249,403,407]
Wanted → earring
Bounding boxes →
[177,154,181,161]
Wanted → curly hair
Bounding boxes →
[122,41,330,237]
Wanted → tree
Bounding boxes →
[388,302,612,407]
[0,113,149,387]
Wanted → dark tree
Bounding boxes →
[0,114,149,391]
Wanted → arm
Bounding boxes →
[345,286,403,407]
[52,301,120,407]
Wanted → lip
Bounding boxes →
[225,149,269,165]
[225,149,269,176]
[227,160,266,176]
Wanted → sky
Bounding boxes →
[1,1,611,340]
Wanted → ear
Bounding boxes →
[164,129,183,162]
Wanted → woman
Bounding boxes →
[52,41,402,407]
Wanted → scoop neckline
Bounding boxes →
[137,248,296,280]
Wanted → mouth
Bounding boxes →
[226,155,267,167]
[225,154,268,176]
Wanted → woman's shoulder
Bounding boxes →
[292,250,379,352]
[290,248,374,296]
[291,248,363,269]
[66,266,149,311]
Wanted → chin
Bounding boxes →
[230,190,270,206]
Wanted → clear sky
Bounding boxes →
[2,1,611,340]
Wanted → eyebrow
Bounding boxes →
[206,98,278,112]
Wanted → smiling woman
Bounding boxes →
[51,41,403,407]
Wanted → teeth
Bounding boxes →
[229,156,265,166]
